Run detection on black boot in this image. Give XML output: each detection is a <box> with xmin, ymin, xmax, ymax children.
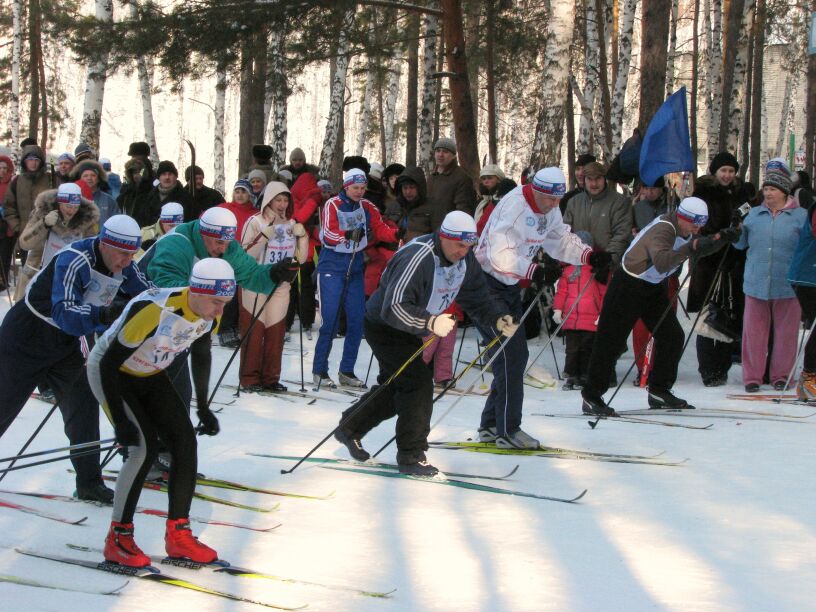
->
<box><xmin>581</xmin><ymin>393</ymin><xmax>617</xmax><ymax>416</ymax></box>
<box><xmin>75</xmin><ymin>482</ymin><xmax>115</xmax><ymax>505</ymax></box>
<box><xmin>334</xmin><ymin>428</ymin><xmax>370</xmax><ymax>461</ymax></box>
<box><xmin>398</xmin><ymin>460</ymin><xmax>439</xmax><ymax>477</ymax></box>
<box><xmin>647</xmin><ymin>387</ymin><xmax>694</xmax><ymax>409</ymax></box>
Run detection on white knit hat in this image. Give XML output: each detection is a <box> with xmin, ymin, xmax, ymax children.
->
<box><xmin>676</xmin><ymin>197</ymin><xmax>709</xmax><ymax>226</ymax></box>
<box><xmin>160</xmin><ymin>202</ymin><xmax>185</xmax><ymax>224</ymax></box>
<box><xmin>369</xmin><ymin>162</ymin><xmax>385</xmax><ymax>180</ymax></box>
<box><xmin>99</xmin><ymin>214</ymin><xmax>142</xmax><ymax>252</ymax></box>
<box><xmin>531</xmin><ymin>167</ymin><xmax>567</xmax><ymax>197</ymax></box>
<box><xmin>57</xmin><ymin>183</ymin><xmax>82</xmax><ymax>207</ymax></box>
<box><xmin>342</xmin><ymin>168</ymin><xmax>368</xmax><ymax>189</ymax></box>
<box><xmin>439</xmin><ymin>211</ymin><xmax>478</xmax><ymax>244</ymax></box>
<box><xmin>189</xmin><ymin>258</ymin><xmax>236</xmax><ymax>297</ymax></box>
<box><xmin>199</xmin><ymin>207</ymin><xmax>237</xmax><ymax>240</ymax></box>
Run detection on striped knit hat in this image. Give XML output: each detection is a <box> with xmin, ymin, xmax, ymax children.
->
<box><xmin>343</xmin><ymin>168</ymin><xmax>368</xmax><ymax>189</ymax></box>
<box><xmin>199</xmin><ymin>207</ymin><xmax>237</xmax><ymax>241</ymax></box>
<box><xmin>531</xmin><ymin>167</ymin><xmax>567</xmax><ymax>197</ymax></box>
<box><xmin>189</xmin><ymin>258</ymin><xmax>236</xmax><ymax>297</ymax></box>
<box><xmin>99</xmin><ymin>215</ymin><xmax>142</xmax><ymax>252</ymax></box>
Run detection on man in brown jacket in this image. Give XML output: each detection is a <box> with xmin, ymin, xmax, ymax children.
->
<box><xmin>427</xmin><ymin>138</ymin><xmax>477</xmax><ymax>229</ymax></box>
<box><xmin>4</xmin><ymin>144</ymin><xmax>52</xmax><ymax>238</ymax></box>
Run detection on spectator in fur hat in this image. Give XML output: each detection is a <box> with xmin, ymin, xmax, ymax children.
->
<box><xmin>475</xmin><ymin>163</ymin><xmax>506</xmax><ymax>226</ymax></box>
<box><xmin>382</xmin><ymin>163</ymin><xmax>405</xmax><ymax>210</ymax></box>
<box><xmin>184</xmin><ymin>165</ymin><xmax>225</xmax><ymax>218</ymax></box>
<box><xmin>71</xmin><ymin>160</ymin><xmax>118</xmax><ymax>225</ymax></box>
<box><xmin>247</xmin><ymin>144</ymin><xmax>281</xmax><ymax>184</ymax></box>
<box><xmin>281</xmin><ymin>147</ymin><xmax>319</xmax><ymax>183</ymax></box>
<box><xmin>141</xmin><ymin>160</ymin><xmax>193</xmax><ymax>225</ymax></box>
<box><xmin>118</xmin><ymin>158</ymin><xmax>154</xmax><ymax>226</ymax></box>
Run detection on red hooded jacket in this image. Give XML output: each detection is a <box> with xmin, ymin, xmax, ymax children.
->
<box><xmin>289</xmin><ymin>172</ymin><xmax>321</xmax><ymax>262</ymax></box>
<box><xmin>552</xmin><ymin>264</ymin><xmax>609</xmax><ymax>332</ymax></box>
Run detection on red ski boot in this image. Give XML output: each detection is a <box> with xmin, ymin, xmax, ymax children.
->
<box><xmin>103</xmin><ymin>521</ymin><xmax>151</xmax><ymax>568</ymax></box>
<box><xmin>165</xmin><ymin>518</ymin><xmax>218</xmax><ymax>563</ymax></box>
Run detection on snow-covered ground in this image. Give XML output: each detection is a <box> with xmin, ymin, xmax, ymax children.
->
<box><xmin>0</xmin><ymin>292</ymin><xmax>815</xmax><ymax>612</ymax></box>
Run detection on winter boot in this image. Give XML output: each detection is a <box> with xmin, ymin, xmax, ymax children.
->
<box><xmin>562</xmin><ymin>377</ymin><xmax>582</xmax><ymax>391</ymax></box>
<box><xmin>434</xmin><ymin>379</ymin><xmax>455</xmax><ymax>391</ymax></box>
<box><xmin>797</xmin><ymin>371</ymin><xmax>816</xmax><ymax>401</ymax></box>
<box><xmin>104</xmin><ymin>521</ymin><xmax>150</xmax><ymax>568</ymax></box>
<box><xmin>313</xmin><ymin>373</ymin><xmax>337</xmax><ymax>389</ymax></box>
<box><xmin>165</xmin><ymin>518</ymin><xmax>218</xmax><ymax>563</ymax></box>
<box><xmin>264</xmin><ymin>382</ymin><xmax>288</xmax><ymax>393</ymax></box>
<box><xmin>495</xmin><ymin>429</ymin><xmax>540</xmax><ymax>450</ymax></box>
<box><xmin>581</xmin><ymin>393</ymin><xmax>617</xmax><ymax>417</ymax></box>
<box><xmin>334</xmin><ymin>428</ymin><xmax>370</xmax><ymax>461</ymax></box>
<box><xmin>398</xmin><ymin>460</ymin><xmax>439</xmax><ymax>477</ymax></box>
<box><xmin>305</xmin><ymin>327</ymin><xmax>313</xmax><ymax>341</ymax></box>
<box><xmin>477</xmin><ymin>426</ymin><xmax>497</xmax><ymax>442</ymax></box>
<box><xmin>338</xmin><ymin>371</ymin><xmax>367</xmax><ymax>388</ymax></box>
<box><xmin>75</xmin><ymin>482</ymin><xmax>115</xmax><ymax>505</ymax></box>
<box><xmin>647</xmin><ymin>387</ymin><xmax>694</xmax><ymax>410</ymax></box>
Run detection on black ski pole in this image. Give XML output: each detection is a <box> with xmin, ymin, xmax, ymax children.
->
<box><xmin>315</xmin><ymin>240</ymin><xmax>360</xmax><ymax>392</ymax></box>
<box><xmin>0</xmin><ymin>445</ymin><xmax>117</xmax><ymax>475</ymax></box>
<box><xmin>281</xmin><ymin>335</ymin><xmax>437</xmax><ymax>475</ymax></box>
<box><xmin>363</xmin><ymin>352</ymin><xmax>375</xmax><ymax>388</ymax></box>
<box><xmin>373</xmin><ymin>283</ymin><xmax>551</xmax><ymax>458</ymax></box>
<box><xmin>297</xmin><ymin>267</ymin><xmax>306</xmax><ymax>392</ymax></box>
<box><xmin>589</xmin><ymin>267</ymin><xmax>695</xmax><ymax>429</ymax></box>
<box><xmin>0</xmin><ymin>437</ymin><xmax>115</xmax><ymax>464</ymax></box>
<box><xmin>538</xmin><ymin>299</ymin><xmax>562</xmax><ymax>380</ymax></box>
<box><xmin>0</xmin><ymin>403</ymin><xmax>59</xmax><ymax>483</ymax></box>
<box><xmin>450</xmin><ymin>324</ymin><xmax>468</xmax><ymax>379</ymax></box>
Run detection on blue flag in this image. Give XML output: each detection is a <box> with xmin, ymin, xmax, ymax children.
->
<box><xmin>639</xmin><ymin>87</ymin><xmax>695</xmax><ymax>187</ymax></box>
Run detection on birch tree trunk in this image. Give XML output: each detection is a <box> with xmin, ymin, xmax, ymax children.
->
<box><xmin>319</xmin><ymin>8</ymin><xmax>355</xmax><ymax>179</ymax></box>
<box><xmin>595</xmin><ymin>0</ymin><xmax>613</xmax><ymax>158</ymax></box>
<box><xmin>748</xmin><ymin>0</ymin><xmax>765</xmax><ymax>183</ymax></box>
<box><xmin>717</xmin><ymin>0</ymin><xmax>747</xmax><ymax>150</ymax></box>
<box><xmin>418</xmin><ymin>3</ymin><xmax>440</xmax><ymax>174</ymax></box>
<box><xmin>774</xmin><ymin>73</ymin><xmax>794</xmax><ymax>157</ymax></box>
<box><xmin>691</xmin><ymin>0</ymin><xmax>700</xmax><ymax>166</ymax></box>
<box><xmin>80</xmin><ymin>0</ymin><xmax>113</xmax><ymax>150</ymax></box>
<box><xmin>610</xmin><ymin>0</ymin><xmax>636</xmax><ymax>153</ymax></box>
<box><xmin>213</xmin><ymin>63</ymin><xmax>227</xmax><ymax>195</ymax></box>
<box><xmin>383</xmin><ymin>45</ymin><xmax>403</xmax><ymax>164</ymax></box>
<box><xmin>129</xmin><ymin>2</ymin><xmax>159</xmax><ymax>162</ymax></box>
<box><xmin>724</xmin><ymin>2</ymin><xmax>754</xmax><ymax>154</ymax></box>
<box><xmin>9</xmin><ymin>0</ymin><xmax>22</xmax><ymax>156</ymax></box>
<box><xmin>577</xmin><ymin>0</ymin><xmax>600</xmax><ymax>153</ymax></box>
<box><xmin>665</xmin><ymin>0</ymin><xmax>679</xmax><ymax>97</ymax></box>
<box><xmin>356</xmin><ymin>59</ymin><xmax>376</xmax><ymax>156</ymax></box>
<box><xmin>265</xmin><ymin>28</ymin><xmax>288</xmax><ymax>170</ymax></box>
<box><xmin>530</xmin><ymin>0</ymin><xmax>575</xmax><ymax>168</ymax></box>
<box><xmin>706</xmin><ymin>0</ymin><xmax>723</xmax><ymax>157</ymax></box>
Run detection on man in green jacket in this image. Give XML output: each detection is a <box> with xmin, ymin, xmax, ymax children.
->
<box><xmin>145</xmin><ymin>206</ymin><xmax>298</xmax><ymax>413</ymax></box>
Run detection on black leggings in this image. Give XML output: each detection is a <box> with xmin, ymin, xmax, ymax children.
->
<box><xmin>795</xmin><ymin>285</ymin><xmax>816</xmax><ymax>372</ymax></box>
<box><xmin>111</xmin><ymin>372</ymin><xmax>197</xmax><ymax>523</ymax></box>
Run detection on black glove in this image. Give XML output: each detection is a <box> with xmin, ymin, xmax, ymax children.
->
<box><xmin>691</xmin><ymin>235</ymin><xmax>726</xmax><ymax>258</ymax></box>
<box><xmin>588</xmin><ymin>249</ymin><xmax>613</xmax><ymax>269</ymax></box>
<box><xmin>99</xmin><ymin>301</ymin><xmax>126</xmax><ymax>326</ymax></box>
<box><xmin>344</xmin><ymin>227</ymin><xmax>364</xmax><ymax>243</ymax></box>
<box><xmin>718</xmin><ymin>226</ymin><xmax>742</xmax><ymax>243</ymax></box>
<box><xmin>593</xmin><ymin>266</ymin><xmax>610</xmax><ymax>285</ymax></box>
<box><xmin>381</xmin><ymin>241</ymin><xmax>399</xmax><ymax>251</ymax></box>
<box><xmin>196</xmin><ymin>406</ymin><xmax>220</xmax><ymax>436</ymax></box>
<box><xmin>269</xmin><ymin>257</ymin><xmax>299</xmax><ymax>284</ymax></box>
<box><xmin>114</xmin><ymin>420</ymin><xmax>140</xmax><ymax>447</ymax></box>
<box><xmin>396</xmin><ymin>226</ymin><xmax>407</xmax><ymax>241</ymax></box>
<box><xmin>533</xmin><ymin>262</ymin><xmax>562</xmax><ymax>286</ymax></box>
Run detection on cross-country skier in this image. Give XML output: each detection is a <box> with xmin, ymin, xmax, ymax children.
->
<box><xmin>0</xmin><ymin>215</ymin><xmax>151</xmax><ymax>501</ymax></box>
<box><xmin>335</xmin><ymin>211</ymin><xmax>515</xmax><ymax>475</ymax></box>
<box><xmin>88</xmin><ymin>258</ymin><xmax>236</xmax><ymax>567</ymax></box>
<box><xmin>580</xmin><ymin>196</ymin><xmax>738</xmax><ymax>415</ymax></box>
<box><xmin>312</xmin><ymin>168</ymin><xmax>398</xmax><ymax>389</ymax></box>
<box><xmin>474</xmin><ymin>167</ymin><xmax>609</xmax><ymax>449</ymax></box>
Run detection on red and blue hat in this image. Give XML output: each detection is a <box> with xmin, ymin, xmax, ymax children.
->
<box><xmin>439</xmin><ymin>211</ymin><xmax>478</xmax><ymax>245</ymax></box>
<box><xmin>189</xmin><ymin>258</ymin><xmax>236</xmax><ymax>297</ymax></box>
<box><xmin>342</xmin><ymin>168</ymin><xmax>368</xmax><ymax>189</ymax></box>
<box><xmin>99</xmin><ymin>214</ymin><xmax>142</xmax><ymax>252</ymax></box>
<box><xmin>676</xmin><ymin>197</ymin><xmax>709</xmax><ymax>226</ymax></box>
<box><xmin>57</xmin><ymin>183</ymin><xmax>82</xmax><ymax>207</ymax></box>
<box><xmin>199</xmin><ymin>207</ymin><xmax>237</xmax><ymax>241</ymax></box>
<box><xmin>531</xmin><ymin>167</ymin><xmax>567</xmax><ymax>197</ymax></box>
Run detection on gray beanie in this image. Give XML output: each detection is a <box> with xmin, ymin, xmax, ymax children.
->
<box><xmin>762</xmin><ymin>170</ymin><xmax>792</xmax><ymax>196</ymax></box>
<box><xmin>434</xmin><ymin>137</ymin><xmax>457</xmax><ymax>154</ymax></box>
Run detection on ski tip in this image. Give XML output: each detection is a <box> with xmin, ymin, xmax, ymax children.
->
<box><xmin>570</xmin><ymin>489</ymin><xmax>589</xmax><ymax>503</ymax></box>
<box><xmin>73</xmin><ymin>516</ymin><xmax>89</xmax><ymax>525</ymax></box>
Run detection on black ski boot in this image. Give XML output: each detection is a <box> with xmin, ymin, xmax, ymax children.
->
<box><xmin>75</xmin><ymin>482</ymin><xmax>115</xmax><ymax>505</ymax></box>
<box><xmin>581</xmin><ymin>393</ymin><xmax>617</xmax><ymax>416</ymax></box>
<box><xmin>334</xmin><ymin>428</ymin><xmax>370</xmax><ymax>461</ymax></box>
<box><xmin>647</xmin><ymin>387</ymin><xmax>695</xmax><ymax>410</ymax></box>
<box><xmin>398</xmin><ymin>460</ymin><xmax>439</xmax><ymax>477</ymax></box>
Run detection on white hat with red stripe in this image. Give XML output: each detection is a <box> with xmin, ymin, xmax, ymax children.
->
<box><xmin>99</xmin><ymin>214</ymin><xmax>141</xmax><ymax>252</ymax></box>
<box><xmin>439</xmin><ymin>211</ymin><xmax>478</xmax><ymax>244</ymax></box>
<box><xmin>199</xmin><ymin>207</ymin><xmax>237</xmax><ymax>240</ymax></box>
<box><xmin>189</xmin><ymin>258</ymin><xmax>236</xmax><ymax>297</ymax></box>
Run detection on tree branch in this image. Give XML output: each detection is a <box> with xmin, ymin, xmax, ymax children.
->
<box><xmin>357</xmin><ymin>0</ymin><xmax>444</xmax><ymax>16</ymax></box>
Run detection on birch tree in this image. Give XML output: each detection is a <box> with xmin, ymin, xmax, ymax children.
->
<box><xmin>724</xmin><ymin>2</ymin><xmax>754</xmax><ymax>154</ymax></box>
<box><xmin>9</xmin><ymin>0</ymin><xmax>23</xmax><ymax>155</ymax></box>
<box><xmin>418</xmin><ymin>3</ymin><xmax>440</xmax><ymax>173</ymax></box>
<box><xmin>80</xmin><ymin>0</ymin><xmax>113</xmax><ymax>150</ymax></box>
<box><xmin>265</xmin><ymin>28</ymin><xmax>288</xmax><ymax>170</ymax></box>
<box><xmin>706</xmin><ymin>0</ymin><xmax>723</xmax><ymax>157</ymax></box>
<box><xmin>665</xmin><ymin>0</ymin><xmax>679</xmax><ymax>97</ymax></box>
<box><xmin>610</xmin><ymin>0</ymin><xmax>636</xmax><ymax>153</ymax></box>
<box><xmin>355</xmin><ymin>59</ymin><xmax>376</xmax><ymax>156</ymax></box>
<box><xmin>213</xmin><ymin>63</ymin><xmax>227</xmax><ymax>195</ymax></box>
<box><xmin>577</xmin><ymin>0</ymin><xmax>600</xmax><ymax>153</ymax></box>
<box><xmin>774</xmin><ymin>72</ymin><xmax>794</xmax><ymax>157</ymax></box>
<box><xmin>129</xmin><ymin>1</ymin><xmax>159</xmax><ymax>162</ymax></box>
<box><xmin>718</xmin><ymin>0</ymin><xmax>747</xmax><ymax>150</ymax></box>
<box><xmin>319</xmin><ymin>8</ymin><xmax>355</xmax><ymax>179</ymax></box>
<box><xmin>530</xmin><ymin>0</ymin><xmax>575</xmax><ymax>167</ymax></box>
<box><xmin>383</xmin><ymin>44</ymin><xmax>403</xmax><ymax>164</ymax></box>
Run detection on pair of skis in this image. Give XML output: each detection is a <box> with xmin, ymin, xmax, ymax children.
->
<box><xmin>251</xmin><ymin>453</ymin><xmax>586</xmax><ymax>504</ymax></box>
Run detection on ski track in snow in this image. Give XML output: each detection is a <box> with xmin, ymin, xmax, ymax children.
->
<box><xmin>0</xmin><ymin>291</ymin><xmax>815</xmax><ymax>612</ymax></box>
